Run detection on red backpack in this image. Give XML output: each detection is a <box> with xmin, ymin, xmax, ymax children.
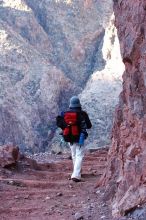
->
<box><xmin>63</xmin><ymin>111</ymin><xmax>80</xmax><ymax>143</ymax></box>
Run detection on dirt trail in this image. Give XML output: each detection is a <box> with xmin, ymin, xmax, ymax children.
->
<box><xmin>0</xmin><ymin>148</ymin><xmax>114</xmax><ymax>220</ymax></box>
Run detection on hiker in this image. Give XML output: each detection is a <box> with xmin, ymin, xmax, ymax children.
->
<box><xmin>56</xmin><ymin>96</ymin><xmax>92</xmax><ymax>182</ymax></box>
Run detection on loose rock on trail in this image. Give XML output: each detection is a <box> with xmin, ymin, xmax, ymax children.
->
<box><xmin>0</xmin><ymin>148</ymin><xmax>114</xmax><ymax>220</ymax></box>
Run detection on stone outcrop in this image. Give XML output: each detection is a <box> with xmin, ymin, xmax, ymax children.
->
<box><xmin>0</xmin><ymin>144</ymin><xmax>19</xmax><ymax>167</ymax></box>
<box><xmin>101</xmin><ymin>0</ymin><xmax>146</xmax><ymax>217</ymax></box>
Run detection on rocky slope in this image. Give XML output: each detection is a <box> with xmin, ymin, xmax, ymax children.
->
<box><xmin>101</xmin><ymin>0</ymin><xmax>146</xmax><ymax>218</ymax></box>
<box><xmin>0</xmin><ymin>0</ymin><xmax>124</xmax><ymax>152</ymax></box>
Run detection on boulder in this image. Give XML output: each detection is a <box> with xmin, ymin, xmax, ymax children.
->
<box><xmin>0</xmin><ymin>144</ymin><xmax>19</xmax><ymax>167</ymax></box>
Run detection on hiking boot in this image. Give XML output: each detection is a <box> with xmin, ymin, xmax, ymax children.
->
<box><xmin>71</xmin><ymin>177</ymin><xmax>81</xmax><ymax>182</ymax></box>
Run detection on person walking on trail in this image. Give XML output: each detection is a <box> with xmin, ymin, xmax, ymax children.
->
<box><xmin>56</xmin><ymin>96</ymin><xmax>92</xmax><ymax>182</ymax></box>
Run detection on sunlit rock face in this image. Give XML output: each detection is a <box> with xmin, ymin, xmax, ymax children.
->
<box><xmin>0</xmin><ymin>0</ymin><xmax>52</xmax><ymax>55</ymax></box>
<box><xmin>0</xmin><ymin>0</ymin><xmax>123</xmax><ymax>152</ymax></box>
<box><xmin>80</xmin><ymin>15</ymin><xmax>124</xmax><ymax>148</ymax></box>
<box><xmin>102</xmin><ymin>0</ymin><xmax>146</xmax><ymax>217</ymax></box>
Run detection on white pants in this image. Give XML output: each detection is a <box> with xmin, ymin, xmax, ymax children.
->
<box><xmin>70</xmin><ymin>143</ymin><xmax>85</xmax><ymax>180</ymax></box>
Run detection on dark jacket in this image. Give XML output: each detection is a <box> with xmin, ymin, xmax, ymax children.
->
<box><xmin>80</xmin><ymin>110</ymin><xmax>92</xmax><ymax>129</ymax></box>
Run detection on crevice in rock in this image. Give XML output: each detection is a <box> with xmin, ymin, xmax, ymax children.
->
<box><xmin>24</xmin><ymin>0</ymin><xmax>106</xmax><ymax>87</ymax></box>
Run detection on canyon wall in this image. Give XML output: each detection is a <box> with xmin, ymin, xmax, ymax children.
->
<box><xmin>0</xmin><ymin>0</ymin><xmax>76</xmax><ymax>152</ymax></box>
<box><xmin>0</xmin><ymin>0</ymin><xmax>123</xmax><ymax>152</ymax></box>
<box><xmin>102</xmin><ymin>0</ymin><xmax>146</xmax><ymax>217</ymax></box>
<box><xmin>24</xmin><ymin>0</ymin><xmax>112</xmax><ymax>86</ymax></box>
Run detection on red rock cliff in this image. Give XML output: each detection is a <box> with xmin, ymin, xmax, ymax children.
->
<box><xmin>102</xmin><ymin>0</ymin><xmax>146</xmax><ymax>217</ymax></box>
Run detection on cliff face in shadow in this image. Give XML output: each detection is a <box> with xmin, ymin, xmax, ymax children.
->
<box><xmin>102</xmin><ymin>0</ymin><xmax>146</xmax><ymax>218</ymax></box>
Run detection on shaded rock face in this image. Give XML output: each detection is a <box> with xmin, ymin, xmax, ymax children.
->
<box><xmin>102</xmin><ymin>0</ymin><xmax>146</xmax><ymax>217</ymax></box>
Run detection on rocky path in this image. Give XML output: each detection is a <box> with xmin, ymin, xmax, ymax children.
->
<box><xmin>0</xmin><ymin>148</ymin><xmax>114</xmax><ymax>220</ymax></box>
